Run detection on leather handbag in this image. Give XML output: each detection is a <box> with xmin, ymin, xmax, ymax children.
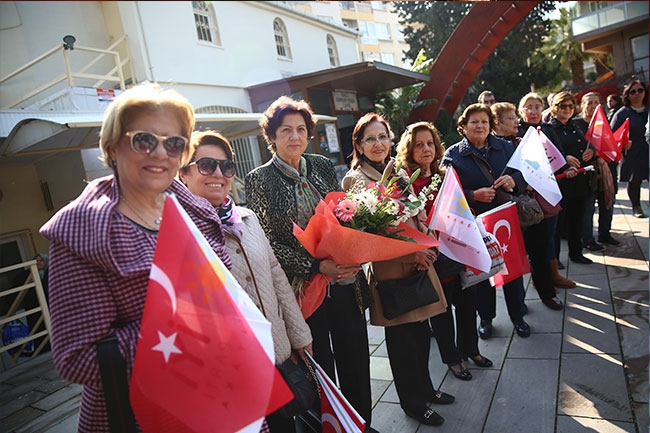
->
<box><xmin>276</xmin><ymin>354</ymin><xmax>320</xmax><ymax>418</ymax></box>
<box><xmin>375</xmin><ymin>270</ymin><xmax>440</xmax><ymax>320</ymax></box>
<box><xmin>531</xmin><ymin>190</ymin><xmax>562</xmax><ymax>218</ymax></box>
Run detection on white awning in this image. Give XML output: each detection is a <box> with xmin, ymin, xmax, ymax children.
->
<box><xmin>0</xmin><ymin>110</ymin><xmax>337</xmax><ymax>166</ymax></box>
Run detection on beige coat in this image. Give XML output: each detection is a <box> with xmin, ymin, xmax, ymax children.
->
<box><xmin>225</xmin><ymin>206</ymin><xmax>313</xmax><ymax>364</ymax></box>
<box><xmin>342</xmin><ymin>161</ymin><xmax>448</xmax><ymax>327</ymax></box>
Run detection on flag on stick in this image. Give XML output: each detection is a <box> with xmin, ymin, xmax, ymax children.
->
<box><xmin>507</xmin><ymin>126</ymin><xmax>562</xmax><ymax>206</ymax></box>
<box><xmin>538</xmin><ymin>128</ymin><xmax>567</xmax><ymax>172</ymax></box>
<box><xmin>130</xmin><ymin>194</ymin><xmax>293</xmax><ymax>433</ymax></box>
<box><xmin>612</xmin><ymin>118</ymin><xmax>629</xmax><ymax>162</ymax></box>
<box><xmin>306</xmin><ymin>352</ymin><xmax>366</xmax><ymax>433</ymax></box>
<box><xmin>428</xmin><ymin>167</ymin><xmax>491</xmax><ymax>273</ymax></box>
<box><xmin>477</xmin><ymin>202</ymin><xmax>530</xmax><ymax>287</ymax></box>
<box><xmin>585</xmin><ymin>105</ymin><xmax>620</xmax><ymax>162</ymax></box>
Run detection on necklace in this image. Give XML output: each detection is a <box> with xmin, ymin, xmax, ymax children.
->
<box><xmin>120</xmin><ymin>195</ymin><xmax>163</xmax><ymax>229</ymax></box>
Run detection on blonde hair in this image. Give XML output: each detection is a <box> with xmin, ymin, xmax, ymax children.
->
<box><xmin>99</xmin><ymin>82</ymin><xmax>195</xmax><ymax>171</ymax></box>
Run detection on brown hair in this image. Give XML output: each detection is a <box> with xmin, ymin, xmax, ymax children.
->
<box><xmin>179</xmin><ymin>129</ymin><xmax>234</xmax><ymax>175</ymax></box>
<box><xmin>259</xmin><ymin>95</ymin><xmax>315</xmax><ymax>153</ymax></box>
<box><xmin>457</xmin><ymin>103</ymin><xmax>496</xmax><ymax>136</ymax></box>
<box><xmin>550</xmin><ymin>91</ymin><xmax>576</xmax><ymax>117</ymax></box>
<box><xmin>490</xmin><ymin>102</ymin><xmax>518</xmax><ymax>129</ymax></box>
<box><xmin>349</xmin><ymin>112</ymin><xmax>393</xmax><ymax>169</ymax></box>
<box><xmin>99</xmin><ymin>82</ymin><xmax>195</xmax><ymax>171</ymax></box>
<box><xmin>395</xmin><ymin>122</ymin><xmax>445</xmax><ymax>176</ymax></box>
<box><xmin>622</xmin><ymin>80</ymin><xmax>648</xmax><ymax>107</ymax></box>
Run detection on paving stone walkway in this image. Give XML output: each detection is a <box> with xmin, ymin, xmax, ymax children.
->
<box><xmin>1</xmin><ymin>183</ymin><xmax>647</xmax><ymax>433</ymax></box>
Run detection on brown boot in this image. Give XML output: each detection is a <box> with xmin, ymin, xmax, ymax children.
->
<box><xmin>550</xmin><ymin>258</ymin><xmax>576</xmax><ymax>288</ymax></box>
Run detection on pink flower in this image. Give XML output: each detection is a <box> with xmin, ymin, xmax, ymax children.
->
<box><xmin>335</xmin><ymin>199</ymin><xmax>357</xmax><ymax>222</ymax></box>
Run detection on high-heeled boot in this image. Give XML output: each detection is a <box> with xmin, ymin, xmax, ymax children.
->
<box><xmin>550</xmin><ymin>258</ymin><xmax>576</xmax><ymax>288</ymax></box>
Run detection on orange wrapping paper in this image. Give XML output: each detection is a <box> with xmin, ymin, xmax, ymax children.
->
<box><xmin>293</xmin><ymin>192</ymin><xmax>439</xmax><ymax>318</ymax></box>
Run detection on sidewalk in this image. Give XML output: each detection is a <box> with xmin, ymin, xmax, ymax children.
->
<box><xmin>368</xmin><ymin>182</ymin><xmax>648</xmax><ymax>433</ymax></box>
<box><xmin>0</xmin><ymin>183</ymin><xmax>647</xmax><ymax>433</ymax></box>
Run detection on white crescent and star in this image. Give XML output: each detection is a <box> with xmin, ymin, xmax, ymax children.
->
<box><xmin>492</xmin><ymin>219</ymin><xmax>511</xmax><ymax>253</ymax></box>
<box><xmin>322</xmin><ymin>413</ymin><xmax>343</xmax><ymax>433</ymax></box>
<box><xmin>152</xmin><ymin>331</ymin><xmax>182</xmax><ymax>363</ymax></box>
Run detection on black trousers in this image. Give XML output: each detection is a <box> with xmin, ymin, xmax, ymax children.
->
<box><xmin>476</xmin><ymin>276</ymin><xmax>525</xmax><ymax>324</ymax></box>
<box><xmin>385</xmin><ymin>320</ymin><xmax>436</xmax><ymax>413</ymax></box>
<box><xmin>306</xmin><ymin>282</ymin><xmax>372</xmax><ymax>425</ymax></box>
<box><xmin>430</xmin><ymin>277</ymin><xmax>479</xmax><ymax>364</ymax></box>
<box><xmin>523</xmin><ymin>219</ymin><xmax>556</xmax><ymax>301</ymax></box>
<box><xmin>556</xmin><ymin>195</ymin><xmax>587</xmax><ymax>259</ymax></box>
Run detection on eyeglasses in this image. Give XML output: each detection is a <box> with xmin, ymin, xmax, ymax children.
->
<box><xmin>629</xmin><ymin>88</ymin><xmax>645</xmax><ymax>95</ymax></box>
<box><xmin>362</xmin><ymin>134</ymin><xmax>391</xmax><ymax>146</ymax></box>
<box><xmin>189</xmin><ymin>157</ymin><xmax>236</xmax><ymax>178</ymax></box>
<box><xmin>556</xmin><ymin>103</ymin><xmax>575</xmax><ymax>110</ymax></box>
<box><xmin>524</xmin><ymin>105</ymin><xmax>542</xmax><ymax>112</ymax></box>
<box><xmin>500</xmin><ymin>116</ymin><xmax>518</xmax><ymax>122</ymax></box>
<box><xmin>125</xmin><ymin>131</ymin><xmax>187</xmax><ymax>158</ymax></box>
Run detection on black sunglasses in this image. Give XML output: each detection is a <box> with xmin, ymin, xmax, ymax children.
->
<box><xmin>189</xmin><ymin>157</ymin><xmax>236</xmax><ymax>178</ymax></box>
<box><xmin>125</xmin><ymin>131</ymin><xmax>187</xmax><ymax>158</ymax></box>
<box><xmin>629</xmin><ymin>88</ymin><xmax>645</xmax><ymax>95</ymax></box>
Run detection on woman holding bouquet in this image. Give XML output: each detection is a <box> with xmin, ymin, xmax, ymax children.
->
<box><xmin>440</xmin><ymin>103</ymin><xmax>530</xmax><ymax>340</ymax></box>
<box><xmin>343</xmin><ymin>113</ymin><xmax>455</xmax><ymax>426</ymax></box>
<box><xmin>245</xmin><ymin>96</ymin><xmax>379</xmax><ymax>432</ymax></box>
<box><xmin>396</xmin><ymin>121</ymin><xmax>492</xmax><ymax>382</ymax></box>
<box><xmin>180</xmin><ymin>130</ymin><xmax>313</xmax><ymax>432</ymax></box>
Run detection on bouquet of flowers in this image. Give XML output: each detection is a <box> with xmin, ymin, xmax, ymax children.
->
<box><xmin>334</xmin><ymin>160</ymin><xmax>441</xmax><ymax>242</ymax></box>
<box><xmin>292</xmin><ymin>160</ymin><xmax>441</xmax><ymax>318</ymax></box>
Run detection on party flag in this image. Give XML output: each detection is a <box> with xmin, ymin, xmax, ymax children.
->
<box><xmin>538</xmin><ymin>128</ymin><xmax>567</xmax><ymax>172</ymax></box>
<box><xmin>507</xmin><ymin>126</ymin><xmax>562</xmax><ymax>206</ymax></box>
<box><xmin>478</xmin><ymin>202</ymin><xmax>530</xmax><ymax>287</ymax></box>
<box><xmin>130</xmin><ymin>194</ymin><xmax>293</xmax><ymax>433</ymax></box>
<box><xmin>585</xmin><ymin>105</ymin><xmax>619</xmax><ymax>162</ymax></box>
<box><xmin>428</xmin><ymin>167</ymin><xmax>491</xmax><ymax>273</ymax></box>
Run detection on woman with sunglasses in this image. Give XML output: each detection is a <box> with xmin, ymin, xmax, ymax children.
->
<box><xmin>544</xmin><ymin>91</ymin><xmax>596</xmax><ymax>266</ymax></box>
<box><xmin>610</xmin><ymin>80</ymin><xmax>649</xmax><ymax>218</ymax></box>
<box><xmin>180</xmin><ymin>130</ymin><xmax>313</xmax><ymax>433</ymax></box>
<box><xmin>245</xmin><ymin>96</ymin><xmax>379</xmax><ymax>433</ymax></box>
<box><xmin>39</xmin><ymin>82</ymin><xmax>233</xmax><ymax>432</ymax></box>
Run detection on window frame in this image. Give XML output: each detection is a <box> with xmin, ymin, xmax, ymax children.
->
<box><xmin>273</xmin><ymin>18</ymin><xmax>292</xmax><ymax>60</ymax></box>
<box><xmin>327</xmin><ymin>34</ymin><xmax>340</xmax><ymax>67</ymax></box>
<box><xmin>192</xmin><ymin>1</ymin><xmax>222</xmax><ymax>46</ymax></box>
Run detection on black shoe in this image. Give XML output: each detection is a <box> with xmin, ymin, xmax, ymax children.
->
<box><xmin>557</xmin><ymin>260</ymin><xmax>565</xmax><ymax>270</ymax></box>
<box><xmin>633</xmin><ymin>206</ymin><xmax>647</xmax><ymax>218</ymax></box>
<box><xmin>570</xmin><ymin>255</ymin><xmax>593</xmax><ymax>264</ymax></box>
<box><xmin>583</xmin><ymin>240</ymin><xmax>604</xmax><ymax>251</ymax></box>
<box><xmin>542</xmin><ymin>296</ymin><xmax>564</xmax><ymax>310</ymax></box>
<box><xmin>598</xmin><ymin>235</ymin><xmax>621</xmax><ymax>246</ymax></box>
<box><xmin>428</xmin><ymin>390</ymin><xmax>455</xmax><ymax>405</ymax></box>
<box><xmin>514</xmin><ymin>320</ymin><xmax>531</xmax><ymax>337</ymax></box>
<box><xmin>478</xmin><ymin>320</ymin><xmax>492</xmax><ymax>339</ymax></box>
<box><xmin>448</xmin><ymin>364</ymin><xmax>472</xmax><ymax>380</ymax></box>
<box><xmin>464</xmin><ymin>354</ymin><xmax>493</xmax><ymax>368</ymax></box>
<box><xmin>404</xmin><ymin>407</ymin><xmax>444</xmax><ymax>426</ymax></box>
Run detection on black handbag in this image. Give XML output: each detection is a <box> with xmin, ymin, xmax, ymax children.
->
<box><xmin>276</xmin><ymin>354</ymin><xmax>320</xmax><ymax>418</ymax></box>
<box><xmin>375</xmin><ymin>270</ymin><xmax>439</xmax><ymax>320</ymax></box>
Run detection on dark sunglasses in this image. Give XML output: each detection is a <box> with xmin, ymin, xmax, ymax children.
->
<box><xmin>556</xmin><ymin>103</ymin><xmax>575</xmax><ymax>110</ymax></box>
<box><xmin>125</xmin><ymin>131</ymin><xmax>187</xmax><ymax>158</ymax></box>
<box><xmin>629</xmin><ymin>88</ymin><xmax>645</xmax><ymax>95</ymax></box>
<box><xmin>189</xmin><ymin>157</ymin><xmax>236</xmax><ymax>178</ymax></box>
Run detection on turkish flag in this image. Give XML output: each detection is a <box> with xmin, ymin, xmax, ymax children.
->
<box><xmin>613</xmin><ymin>118</ymin><xmax>629</xmax><ymax>162</ymax></box>
<box><xmin>585</xmin><ymin>105</ymin><xmax>619</xmax><ymax>162</ymax></box>
<box><xmin>477</xmin><ymin>202</ymin><xmax>530</xmax><ymax>287</ymax></box>
<box><xmin>307</xmin><ymin>353</ymin><xmax>365</xmax><ymax>433</ymax></box>
<box><xmin>130</xmin><ymin>195</ymin><xmax>293</xmax><ymax>433</ymax></box>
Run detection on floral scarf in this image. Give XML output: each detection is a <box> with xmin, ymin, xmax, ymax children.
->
<box><xmin>217</xmin><ymin>195</ymin><xmax>244</xmax><ymax>239</ymax></box>
<box><xmin>272</xmin><ymin>153</ymin><xmax>322</xmax><ymax>228</ymax></box>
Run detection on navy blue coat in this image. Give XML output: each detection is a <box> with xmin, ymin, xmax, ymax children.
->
<box><xmin>611</xmin><ymin>105</ymin><xmax>649</xmax><ymax>182</ymax></box>
<box><xmin>441</xmin><ymin>135</ymin><xmax>525</xmax><ymax>216</ymax></box>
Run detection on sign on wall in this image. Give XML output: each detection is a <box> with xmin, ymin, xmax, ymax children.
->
<box><xmin>324</xmin><ymin>123</ymin><xmax>340</xmax><ymax>152</ymax></box>
<box><xmin>333</xmin><ymin>91</ymin><xmax>359</xmax><ymax>112</ymax></box>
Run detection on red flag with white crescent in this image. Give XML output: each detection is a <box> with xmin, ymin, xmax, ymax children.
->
<box><xmin>130</xmin><ymin>195</ymin><xmax>293</xmax><ymax>433</ymax></box>
<box><xmin>478</xmin><ymin>202</ymin><xmax>530</xmax><ymax>287</ymax></box>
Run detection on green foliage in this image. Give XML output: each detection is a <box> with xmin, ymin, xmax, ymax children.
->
<box><xmin>374</xmin><ymin>49</ymin><xmax>434</xmax><ymax>137</ymax></box>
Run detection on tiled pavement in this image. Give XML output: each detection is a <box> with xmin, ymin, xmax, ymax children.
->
<box><xmin>1</xmin><ymin>183</ymin><xmax>648</xmax><ymax>433</ymax></box>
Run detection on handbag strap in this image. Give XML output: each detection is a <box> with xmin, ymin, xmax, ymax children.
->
<box><xmin>227</xmin><ymin>232</ymin><xmax>267</xmax><ymax>318</ymax></box>
<box><xmin>96</xmin><ymin>335</ymin><xmax>138</xmax><ymax>433</ymax></box>
<box><xmin>471</xmin><ymin>152</ymin><xmax>497</xmax><ymax>183</ymax></box>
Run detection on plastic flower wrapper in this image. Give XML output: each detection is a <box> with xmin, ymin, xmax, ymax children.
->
<box><xmin>292</xmin><ymin>161</ymin><xmax>440</xmax><ymax>318</ymax></box>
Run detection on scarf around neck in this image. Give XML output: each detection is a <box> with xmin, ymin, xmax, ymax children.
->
<box><xmin>272</xmin><ymin>154</ymin><xmax>322</xmax><ymax>229</ymax></box>
<box><xmin>217</xmin><ymin>195</ymin><xmax>244</xmax><ymax>239</ymax></box>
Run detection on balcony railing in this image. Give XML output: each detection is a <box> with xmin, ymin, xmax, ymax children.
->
<box><xmin>572</xmin><ymin>2</ymin><xmax>649</xmax><ymax>37</ymax></box>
